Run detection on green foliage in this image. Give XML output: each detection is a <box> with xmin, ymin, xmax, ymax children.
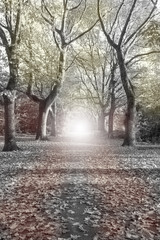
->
<box><xmin>16</xmin><ymin>96</ymin><xmax>39</xmax><ymax>134</ymax></box>
<box><xmin>0</xmin><ymin>48</ymin><xmax>8</xmax><ymax>87</ymax></box>
<box><xmin>137</xmin><ymin>108</ymin><xmax>160</xmax><ymax>143</ymax></box>
<box><xmin>136</xmin><ymin>69</ymin><xmax>160</xmax><ymax>112</ymax></box>
<box><xmin>18</xmin><ymin>5</ymin><xmax>59</xmax><ymax>96</ymax></box>
<box><xmin>142</xmin><ymin>20</ymin><xmax>160</xmax><ymax>47</ymax></box>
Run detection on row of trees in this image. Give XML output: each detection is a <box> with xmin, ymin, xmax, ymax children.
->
<box><xmin>0</xmin><ymin>0</ymin><xmax>159</xmax><ymax>151</ymax></box>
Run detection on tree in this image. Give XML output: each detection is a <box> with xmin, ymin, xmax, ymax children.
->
<box><xmin>73</xmin><ymin>30</ymin><xmax>124</xmax><ymax>136</ymax></box>
<box><xmin>36</xmin><ymin>0</ymin><xmax>99</xmax><ymax>139</ymax></box>
<box><xmin>97</xmin><ymin>0</ymin><xmax>157</xmax><ymax>146</ymax></box>
<box><xmin>75</xmin><ymin>38</ymin><xmax>110</xmax><ymax>132</ymax></box>
<box><xmin>0</xmin><ymin>0</ymin><xmax>28</xmax><ymax>151</ymax></box>
<box><xmin>16</xmin><ymin>5</ymin><xmax>60</xmax><ymax>140</ymax></box>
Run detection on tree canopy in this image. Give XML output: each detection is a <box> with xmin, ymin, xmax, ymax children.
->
<box><xmin>0</xmin><ymin>0</ymin><xmax>160</xmax><ymax>149</ymax></box>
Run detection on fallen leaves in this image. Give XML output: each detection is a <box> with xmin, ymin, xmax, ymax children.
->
<box><xmin>0</xmin><ymin>139</ymin><xmax>160</xmax><ymax>239</ymax></box>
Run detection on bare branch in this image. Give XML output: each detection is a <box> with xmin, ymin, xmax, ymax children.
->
<box><xmin>41</xmin><ymin>13</ymin><xmax>53</xmax><ymax>25</ymax></box>
<box><xmin>41</xmin><ymin>0</ymin><xmax>54</xmax><ymax>20</ymax></box>
<box><xmin>66</xmin><ymin>0</ymin><xmax>87</xmax><ymax>38</ymax></box>
<box><xmin>67</xmin><ymin>19</ymin><xmax>99</xmax><ymax>45</ymax></box>
<box><xmin>118</xmin><ymin>0</ymin><xmax>138</xmax><ymax>46</ymax></box>
<box><xmin>124</xmin><ymin>4</ymin><xmax>156</xmax><ymax>46</ymax></box>
<box><xmin>14</xmin><ymin>0</ymin><xmax>22</xmax><ymax>44</ymax></box>
<box><xmin>78</xmin><ymin>69</ymin><xmax>99</xmax><ymax>106</ymax></box>
<box><xmin>0</xmin><ymin>27</ymin><xmax>9</xmax><ymax>47</ymax></box>
<box><xmin>109</xmin><ymin>0</ymin><xmax>125</xmax><ymax>34</ymax></box>
<box><xmin>77</xmin><ymin>59</ymin><xmax>101</xmax><ymax>104</ymax></box>
<box><xmin>97</xmin><ymin>0</ymin><xmax>117</xmax><ymax>48</ymax></box>
<box><xmin>126</xmin><ymin>50</ymin><xmax>160</xmax><ymax>65</ymax></box>
<box><xmin>61</xmin><ymin>0</ymin><xmax>68</xmax><ymax>32</ymax></box>
<box><xmin>65</xmin><ymin>50</ymin><xmax>79</xmax><ymax>71</ymax></box>
<box><xmin>4</xmin><ymin>1</ymin><xmax>12</xmax><ymax>31</ymax></box>
<box><xmin>68</xmin><ymin>0</ymin><xmax>84</xmax><ymax>11</ymax></box>
<box><xmin>27</xmin><ymin>93</ymin><xmax>42</xmax><ymax>103</ymax></box>
<box><xmin>52</xmin><ymin>31</ymin><xmax>61</xmax><ymax>50</ymax></box>
<box><xmin>150</xmin><ymin>0</ymin><xmax>158</xmax><ymax>6</ymax></box>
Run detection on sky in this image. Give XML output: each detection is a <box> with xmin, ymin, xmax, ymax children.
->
<box><xmin>157</xmin><ymin>0</ymin><xmax>160</xmax><ymax>9</ymax></box>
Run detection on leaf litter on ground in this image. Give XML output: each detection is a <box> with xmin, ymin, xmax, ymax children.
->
<box><xmin>0</xmin><ymin>137</ymin><xmax>160</xmax><ymax>239</ymax></box>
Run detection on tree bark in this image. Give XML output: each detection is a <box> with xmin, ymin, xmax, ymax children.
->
<box><xmin>0</xmin><ymin>0</ymin><xmax>24</xmax><ymax>151</ymax></box>
<box><xmin>122</xmin><ymin>97</ymin><xmax>136</xmax><ymax>146</ymax></box>
<box><xmin>36</xmin><ymin>100</ymin><xmax>49</xmax><ymax>140</ymax></box>
<box><xmin>117</xmin><ymin>48</ymin><xmax>136</xmax><ymax>146</ymax></box>
<box><xmin>3</xmin><ymin>46</ymin><xmax>19</xmax><ymax>151</ymax></box>
<box><xmin>98</xmin><ymin>109</ymin><xmax>106</xmax><ymax>133</ymax></box>
<box><xmin>108</xmin><ymin>106</ymin><xmax>115</xmax><ymax>139</ymax></box>
<box><xmin>36</xmin><ymin>48</ymin><xmax>65</xmax><ymax>140</ymax></box>
<box><xmin>35</xmin><ymin>84</ymin><xmax>59</xmax><ymax>140</ymax></box>
<box><xmin>108</xmin><ymin>63</ymin><xmax>116</xmax><ymax>139</ymax></box>
<box><xmin>3</xmin><ymin>92</ymin><xmax>19</xmax><ymax>151</ymax></box>
<box><xmin>50</xmin><ymin>102</ymin><xmax>56</xmax><ymax>136</ymax></box>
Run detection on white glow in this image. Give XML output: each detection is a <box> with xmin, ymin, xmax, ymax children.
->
<box><xmin>65</xmin><ymin>119</ymin><xmax>91</xmax><ymax>138</ymax></box>
<box><xmin>72</xmin><ymin>121</ymin><xmax>89</xmax><ymax>136</ymax></box>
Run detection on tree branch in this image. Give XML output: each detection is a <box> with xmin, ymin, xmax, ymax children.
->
<box><xmin>45</xmin><ymin>83</ymin><xmax>60</xmax><ymax>107</ymax></box>
<box><xmin>41</xmin><ymin>0</ymin><xmax>55</xmax><ymax>20</ymax></box>
<box><xmin>97</xmin><ymin>0</ymin><xmax>117</xmax><ymax>48</ymax></box>
<box><xmin>126</xmin><ymin>50</ymin><xmax>160</xmax><ymax>65</ymax></box>
<box><xmin>14</xmin><ymin>0</ymin><xmax>22</xmax><ymax>44</ymax></box>
<box><xmin>26</xmin><ymin>92</ymin><xmax>42</xmax><ymax>103</ymax></box>
<box><xmin>68</xmin><ymin>0</ymin><xmax>84</xmax><ymax>11</ymax></box>
<box><xmin>118</xmin><ymin>0</ymin><xmax>138</xmax><ymax>46</ymax></box>
<box><xmin>66</xmin><ymin>19</ymin><xmax>99</xmax><ymax>45</ymax></box>
<box><xmin>124</xmin><ymin>4</ymin><xmax>156</xmax><ymax>46</ymax></box>
<box><xmin>0</xmin><ymin>27</ymin><xmax>9</xmax><ymax>48</ymax></box>
<box><xmin>109</xmin><ymin>0</ymin><xmax>125</xmax><ymax>34</ymax></box>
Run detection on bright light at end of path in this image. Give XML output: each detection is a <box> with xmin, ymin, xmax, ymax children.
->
<box><xmin>65</xmin><ymin>119</ymin><xmax>91</xmax><ymax>138</ymax></box>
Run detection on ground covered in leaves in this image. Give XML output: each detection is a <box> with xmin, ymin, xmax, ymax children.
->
<box><xmin>0</xmin><ymin>136</ymin><xmax>160</xmax><ymax>240</ymax></box>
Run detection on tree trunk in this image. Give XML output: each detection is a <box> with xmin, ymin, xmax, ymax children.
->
<box><xmin>35</xmin><ymin>84</ymin><xmax>59</xmax><ymax>140</ymax></box>
<box><xmin>36</xmin><ymin>100</ymin><xmax>49</xmax><ymax>140</ymax></box>
<box><xmin>3</xmin><ymin>46</ymin><xmax>19</xmax><ymax>151</ymax></box>
<box><xmin>117</xmin><ymin>48</ymin><xmax>136</xmax><ymax>146</ymax></box>
<box><xmin>3</xmin><ymin>92</ymin><xmax>19</xmax><ymax>151</ymax></box>
<box><xmin>122</xmin><ymin>97</ymin><xmax>136</xmax><ymax>146</ymax></box>
<box><xmin>50</xmin><ymin>102</ymin><xmax>56</xmax><ymax>136</ymax></box>
<box><xmin>98</xmin><ymin>109</ymin><xmax>106</xmax><ymax>133</ymax></box>
<box><xmin>50</xmin><ymin>114</ymin><xmax>56</xmax><ymax>136</ymax></box>
<box><xmin>108</xmin><ymin>106</ymin><xmax>115</xmax><ymax>138</ymax></box>
<box><xmin>108</xmin><ymin>74</ymin><xmax>116</xmax><ymax>139</ymax></box>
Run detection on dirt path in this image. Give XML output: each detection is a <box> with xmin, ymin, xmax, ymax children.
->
<box><xmin>54</xmin><ymin>148</ymin><xmax>101</xmax><ymax>240</ymax></box>
<box><xmin>0</xmin><ymin>139</ymin><xmax>160</xmax><ymax>239</ymax></box>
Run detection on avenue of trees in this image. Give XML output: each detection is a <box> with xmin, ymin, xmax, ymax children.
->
<box><xmin>0</xmin><ymin>0</ymin><xmax>160</xmax><ymax>151</ymax></box>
